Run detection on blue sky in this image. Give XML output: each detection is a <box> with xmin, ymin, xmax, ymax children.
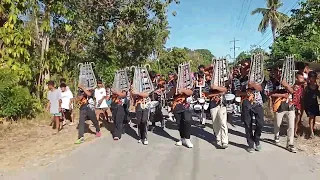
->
<box><xmin>165</xmin><ymin>0</ymin><xmax>301</xmax><ymax>60</ymax></box>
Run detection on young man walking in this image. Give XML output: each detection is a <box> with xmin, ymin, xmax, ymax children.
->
<box><xmin>47</xmin><ymin>81</ymin><xmax>62</xmax><ymax>134</ymax></box>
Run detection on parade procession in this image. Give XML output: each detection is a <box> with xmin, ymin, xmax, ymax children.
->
<box><xmin>70</xmin><ymin>53</ymin><xmax>316</xmax><ymax>154</ymax></box>
<box><xmin>2</xmin><ymin>0</ymin><xmax>320</xmax><ymax>179</ymax></box>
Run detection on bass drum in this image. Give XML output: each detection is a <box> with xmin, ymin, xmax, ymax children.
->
<box><xmin>203</xmin><ymin>103</ymin><xmax>209</xmax><ymax>110</ymax></box>
<box><xmin>198</xmin><ymin>98</ymin><xmax>205</xmax><ymax>104</ymax></box>
<box><xmin>224</xmin><ymin>93</ymin><xmax>235</xmax><ymax>101</ymax></box>
<box><xmin>193</xmin><ymin>104</ymin><xmax>202</xmax><ymax>111</ymax></box>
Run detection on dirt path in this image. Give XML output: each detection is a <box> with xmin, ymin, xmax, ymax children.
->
<box><xmin>0</xmin><ymin>114</ymin><xmax>110</xmax><ymax>173</ymax></box>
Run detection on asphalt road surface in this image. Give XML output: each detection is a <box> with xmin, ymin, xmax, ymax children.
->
<box><xmin>2</xmin><ymin>115</ymin><xmax>320</xmax><ymax>180</ymax></box>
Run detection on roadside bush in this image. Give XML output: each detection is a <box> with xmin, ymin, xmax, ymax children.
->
<box><xmin>0</xmin><ymin>68</ymin><xmax>42</xmax><ymax>120</ymax></box>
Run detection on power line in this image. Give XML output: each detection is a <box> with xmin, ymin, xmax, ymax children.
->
<box><xmin>230</xmin><ymin>38</ymin><xmax>240</xmax><ymax>60</ymax></box>
<box><xmin>240</xmin><ymin>0</ymin><xmax>253</xmax><ymax>30</ymax></box>
<box><xmin>236</xmin><ymin>0</ymin><xmax>248</xmax><ymax>29</ymax></box>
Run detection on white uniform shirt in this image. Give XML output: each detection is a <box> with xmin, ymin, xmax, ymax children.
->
<box><xmin>94</xmin><ymin>87</ymin><xmax>108</xmax><ymax>108</ymax></box>
<box><xmin>60</xmin><ymin>90</ymin><xmax>73</xmax><ymax>110</ymax></box>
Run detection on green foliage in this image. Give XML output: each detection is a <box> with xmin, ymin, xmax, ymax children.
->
<box><xmin>0</xmin><ymin>68</ymin><xmax>41</xmax><ymax>120</ymax></box>
<box><xmin>236</xmin><ymin>45</ymin><xmax>269</xmax><ymax>66</ymax></box>
<box><xmin>0</xmin><ymin>0</ymin><xmax>33</xmax><ymax>81</ymax></box>
<box><xmin>271</xmin><ymin>0</ymin><xmax>320</xmax><ymax>62</ymax></box>
<box><xmin>147</xmin><ymin>47</ymin><xmax>215</xmax><ymax>76</ymax></box>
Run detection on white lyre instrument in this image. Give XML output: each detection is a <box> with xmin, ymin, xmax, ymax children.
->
<box><xmin>273</xmin><ymin>55</ymin><xmax>295</xmax><ymax>112</ymax></box>
<box><xmin>176</xmin><ymin>61</ymin><xmax>193</xmax><ymax>94</ymax></box>
<box><xmin>247</xmin><ymin>53</ymin><xmax>265</xmax><ymax>103</ymax></box>
<box><xmin>131</xmin><ymin>64</ymin><xmax>156</xmax><ymax>109</ymax></box>
<box><xmin>78</xmin><ymin>62</ymin><xmax>97</xmax><ymax>90</ymax></box>
<box><xmin>211</xmin><ymin>57</ymin><xmax>231</xmax><ymax>102</ymax></box>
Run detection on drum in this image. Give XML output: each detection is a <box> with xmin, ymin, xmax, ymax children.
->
<box><xmin>225</xmin><ymin>93</ymin><xmax>235</xmax><ymax>101</ymax></box>
<box><xmin>194</xmin><ymin>104</ymin><xmax>202</xmax><ymax>111</ymax></box>
<box><xmin>198</xmin><ymin>98</ymin><xmax>205</xmax><ymax>104</ymax></box>
<box><xmin>203</xmin><ymin>103</ymin><xmax>209</xmax><ymax>110</ymax></box>
<box><xmin>147</xmin><ymin>101</ymin><xmax>159</xmax><ymax>108</ymax></box>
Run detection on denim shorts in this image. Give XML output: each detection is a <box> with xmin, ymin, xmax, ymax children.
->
<box><xmin>51</xmin><ymin>112</ymin><xmax>62</xmax><ymax>117</ymax></box>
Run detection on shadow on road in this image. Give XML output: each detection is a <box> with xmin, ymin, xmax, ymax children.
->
<box><xmin>152</xmin><ymin>127</ymin><xmax>179</xmax><ymax>142</ymax></box>
<box><xmin>125</xmin><ymin>124</ymin><xmax>140</xmax><ymax>140</ymax></box>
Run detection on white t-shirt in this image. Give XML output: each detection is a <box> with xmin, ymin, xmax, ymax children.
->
<box><xmin>60</xmin><ymin>90</ymin><xmax>74</xmax><ymax>110</ymax></box>
<box><xmin>95</xmin><ymin>87</ymin><xmax>108</xmax><ymax>108</ymax></box>
<box><xmin>58</xmin><ymin>86</ymin><xmax>70</xmax><ymax>92</ymax></box>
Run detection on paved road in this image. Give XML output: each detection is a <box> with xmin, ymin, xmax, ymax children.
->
<box><xmin>2</xmin><ymin>115</ymin><xmax>320</xmax><ymax>180</ymax></box>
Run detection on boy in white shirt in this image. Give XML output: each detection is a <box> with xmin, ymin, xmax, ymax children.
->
<box><xmin>60</xmin><ymin>83</ymin><xmax>74</xmax><ymax>125</ymax></box>
<box><xmin>95</xmin><ymin>80</ymin><xmax>108</xmax><ymax>123</ymax></box>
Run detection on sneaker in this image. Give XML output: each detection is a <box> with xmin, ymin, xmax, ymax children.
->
<box><xmin>255</xmin><ymin>144</ymin><xmax>262</xmax><ymax>152</ymax></box>
<box><xmin>138</xmin><ymin>139</ymin><xmax>142</xmax><ymax>143</ymax></box>
<box><xmin>113</xmin><ymin>137</ymin><xmax>119</xmax><ymax>140</ymax></box>
<box><xmin>175</xmin><ymin>139</ymin><xmax>183</xmax><ymax>146</ymax></box>
<box><xmin>221</xmin><ymin>144</ymin><xmax>228</xmax><ymax>149</ymax></box>
<box><xmin>68</xmin><ymin>122</ymin><xmax>74</xmax><ymax>126</ymax></box>
<box><xmin>96</xmin><ymin>132</ymin><xmax>101</xmax><ymax>137</ymax></box>
<box><xmin>184</xmin><ymin>139</ymin><xmax>193</xmax><ymax>148</ymax></box>
<box><xmin>287</xmin><ymin>145</ymin><xmax>297</xmax><ymax>153</ymax></box>
<box><xmin>247</xmin><ymin>147</ymin><xmax>254</xmax><ymax>153</ymax></box>
<box><xmin>75</xmin><ymin>137</ymin><xmax>84</xmax><ymax>144</ymax></box>
<box><xmin>149</xmin><ymin>126</ymin><xmax>156</xmax><ymax>132</ymax></box>
<box><xmin>201</xmin><ymin>118</ymin><xmax>206</xmax><ymax>125</ymax></box>
<box><xmin>274</xmin><ymin>136</ymin><xmax>280</xmax><ymax>144</ymax></box>
<box><xmin>143</xmin><ymin>139</ymin><xmax>148</xmax><ymax>145</ymax></box>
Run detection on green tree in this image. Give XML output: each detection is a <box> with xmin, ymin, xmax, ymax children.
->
<box><xmin>271</xmin><ymin>0</ymin><xmax>320</xmax><ymax>62</ymax></box>
<box><xmin>251</xmin><ymin>0</ymin><xmax>288</xmax><ymax>41</ymax></box>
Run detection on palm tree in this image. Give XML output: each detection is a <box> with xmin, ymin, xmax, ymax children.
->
<box><xmin>251</xmin><ymin>0</ymin><xmax>288</xmax><ymax>41</ymax></box>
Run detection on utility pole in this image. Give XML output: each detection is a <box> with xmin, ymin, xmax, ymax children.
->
<box><xmin>230</xmin><ymin>37</ymin><xmax>240</xmax><ymax>61</ymax></box>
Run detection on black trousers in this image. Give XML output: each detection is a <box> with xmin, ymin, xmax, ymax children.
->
<box><xmin>174</xmin><ymin>110</ymin><xmax>192</xmax><ymax>139</ymax></box>
<box><xmin>111</xmin><ymin>104</ymin><xmax>125</xmax><ymax>138</ymax></box>
<box><xmin>136</xmin><ymin>109</ymin><xmax>149</xmax><ymax>140</ymax></box>
<box><xmin>151</xmin><ymin>104</ymin><xmax>164</xmax><ymax>126</ymax></box>
<box><xmin>241</xmin><ymin>99</ymin><xmax>264</xmax><ymax>148</ymax></box>
<box><xmin>78</xmin><ymin>106</ymin><xmax>100</xmax><ymax>139</ymax></box>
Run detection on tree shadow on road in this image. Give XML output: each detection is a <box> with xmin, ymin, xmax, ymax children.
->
<box><xmin>261</xmin><ymin>138</ymin><xmax>289</xmax><ymax>151</ymax></box>
<box><xmin>125</xmin><ymin>124</ymin><xmax>140</xmax><ymax>140</ymax></box>
<box><xmin>152</xmin><ymin>126</ymin><xmax>179</xmax><ymax>142</ymax></box>
<box><xmin>228</xmin><ymin>141</ymin><xmax>248</xmax><ymax>151</ymax></box>
<box><xmin>190</xmin><ymin>126</ymin><xmax>220</xmax><ymax>149</ymax></box>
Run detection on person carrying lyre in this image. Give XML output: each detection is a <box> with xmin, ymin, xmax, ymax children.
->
<box><xmin>233</xmin><ymin>60</ymin><xmax>264</xmax><ymax>153</ymax></box>
<box><xmin>75</xmin><ymin>84</ymin><xmax>101</xmax><ymax>144</ymax></box>
<box><xmin>167</xmin><ymin>73</ymin><xmax>194</xmax><ymax>148</ymax></box>
<box><xmin>265</xmin><ymin>66</ymin><xmax>297</xmax><ymax>153</ymax></box>
<box><xmin>131</xmin><ymin>90</ymin><xmax>150</xmax><ymax>145</ymax></box>
<box><xmin>149</xmin><ymin>71</ymin><xmax>165</xmax><ymax>131</ymax></box>
<box><xmin>207</xmin><ymin>83</ymin><xmax>228</xmax><ymax>149</ymax></box>
<box><xmin>110</xmin><ymin>88</ymin><xmax>127</xmax><ymax>141</ymax></box>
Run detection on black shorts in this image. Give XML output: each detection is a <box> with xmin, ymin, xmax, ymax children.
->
<box><xmin>305</xmin><ymin>105</ymin><xmax>320</xmax><ymax>117</ymax></box>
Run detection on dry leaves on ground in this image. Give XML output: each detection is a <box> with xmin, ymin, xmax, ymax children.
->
<box><xmin>0</xmin><ymin>113</ymin><xmax>110</xmax><ymax>172</ymax></box>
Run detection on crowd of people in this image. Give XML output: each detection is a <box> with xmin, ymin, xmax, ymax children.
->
<box><xmin>45</xmin><ymin>59</ymin><xmax>319</xmax><ymax>153</ymax></box>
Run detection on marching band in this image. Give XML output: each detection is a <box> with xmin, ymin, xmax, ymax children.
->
<box><xmin>71</xmin><ymin>53</ymin><xmax>318</xmax><ymax>153</ymax></box>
